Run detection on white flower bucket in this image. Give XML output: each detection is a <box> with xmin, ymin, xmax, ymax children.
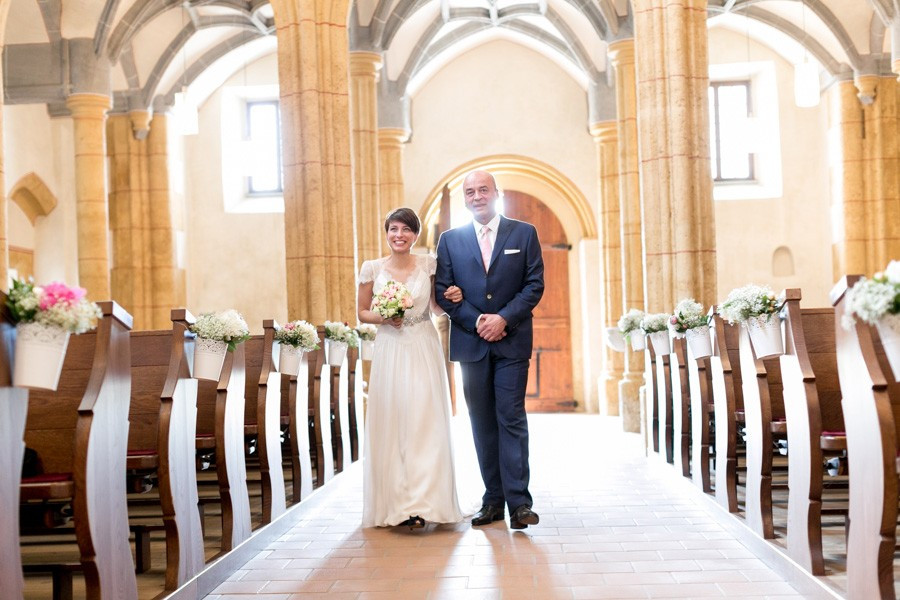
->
<box><xmin>360</xmin><ymin>339</ymin><xmax>375</xmax><ymax>361</ymax></box>
<box><xmin>193</xmin><ymin>338</ymin><xmax>227</xmax><ymax>381</ymax></box>
<box><xmin>630</xmin><ymin>333</ymin><xmax>646</xmax><ymax>351</ymax></box>
<box><xmin>326</xmin><ymin>339</ymin><xmax>348</xmax><ymax>367</ymax></box>
<box><xmin>746</xmin><ymin>314</ymin><xmax>783</xmax><ymax>359</ymax></box>
<box><xmin>13</xmin><ymin>322</ymin><xmax>70</xmax><ymax>391</ymax></box>
<box><xmin>875</xmin><ymin>313</ymin><xmax>900</xmax><ymax>381</ymax></box>
<box><xmin>279</xmin><ymin>344</ymin><xmax>304</xmax><ymax>377</ymax></box>
<box><xmin>685</xmin><ymin>325</ymin><xmax>713</xmax><ymax>359</ymax></box>
<box><xmin>605</xmin><ymin>327</ymin><xmax>626</xmax><ymax>353</ymax></box>
<box><xmin>649</xmin><ymin>330</ymin><xmax>671</xmax><ymax>356</ymax></box>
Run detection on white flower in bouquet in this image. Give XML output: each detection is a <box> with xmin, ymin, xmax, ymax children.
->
<box><xmin>372</xmin><ymin>280</ymin><xmax>413</xmax><ymax>319</ymax></box>
<box><xmin>357</xmin><ymin>323</ymin><xmax>377</xmax><ymax>342</ymax></box>
<box><xmin>718</xmin><ymin>284</ymin><xmax>783</xmax><ymax>325</ymax></box>
<box><xmin>6</xmin><ymin>279</ymin><xmax>101</xmax><ymax>334</ymax></box>
<box><xmin>617</xmin><ymin>308</ymin><xmax>645</xmax><ymax>340</ymax></box>
<box><xmin>324</xmin><ymin>320</ymin><xmax>359</xmax><ymax>348</ymax></box>
<box><xmin>640</xmin><ymin>313</ymin><xmax>670</xmax><ymax>334</ymax></box>
<box><xmin>274</xmin><ymin>320</ymin><xmax>320</xmax><ymax>350</ymax></box>
<box><xmin>669</xmin><ymin>298</ymin><xmax>710</xmax><ymax>335</ymax></box>
<box><xmin>843</xmin><ymin>266</ymin><xmax>900</xmax><ymax>328</ymax></box>
<box><xmin>190</xmin><ymin>309</ymin><xmax>250</xmax><ymax>351</ymax></box>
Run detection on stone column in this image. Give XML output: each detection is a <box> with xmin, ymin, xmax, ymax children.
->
<box><xmin>0</xmin><ymin>0</ymin><xmax>10</xmax><ymax>291</ymax></box>
<box><xmin>589</xmin><ymin>121</ymin><xmax>623</xmax><ymax>417</ymax></box>
<box><xmin>67</xmin><ymin>93</ymin><xmax>112</xmax><ymax>300</ymax></box>
<box><xmin>147</xmin><ymin>114</ymin><xmax>183</xmax><ymax>328</ymax></box>
<box><xmin>271</xmin><ymin>0</ymin><xmax>356</xmax><ymax>324</ymax></box>
<box><xmin>608</xmin><ymin>39</ymin><xmax>644</xmax><ymax>432</ymax></box>
<box><xmin>350</xmin><ymin>52</ymin><xmax>383</xmax><ymax>265</ymax></box>
<box><xmin>633</xmin><ymin>0</ymin><xmax>716</xmax><ymax>311</ymax></box>
<box><xmin>830</xmin><ymin>77</ymin><xmax>900</xmax><ymax>278</ymax></box>
<box><xmin>378</xmin><ymin>128</ymin><xmax>409</xmax><ymax>215</ymax></box>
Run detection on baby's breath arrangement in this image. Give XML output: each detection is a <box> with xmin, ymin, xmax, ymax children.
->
<box><xmin>669</xmin><ymin>298</ymin><xmax>710</xmax><ymax>334</ymax></box>
<box><xmin>324</xmin><ymin>320</ymin><xmax>359</xmax><ymax>348</ymax></box>
<box><xmin>640</xmin><ymin>313</ymin><xmax>670</xmax><ymax>334</ymax></box>
<box><xmin>274</xmin><ymin>320</ymin><xmax>319</xmax><ymax>350</ymax></box>
<box><xmin>843</xmin><ymin>261</ymin><xmax>900</xmax><ymax>327</ymax></box>
<box><xmin>357</xmin><ymin>323</ymin><xmax>377</xmax><ymax>342</ymax></box>
<box><xmin>617</xmin><ymin>308</ymin><xmax>645</xmax><ymax>341</ymax></box>
<box><xmin>190</xmin><ymin>310</ymin><xmax>250</xmax><ymax>351</ymax></box>
<box><xmin>718</xmin><ymin>284</ymin><xmax>783</xmax><ymax>325</ymax></box>
<box><xmin>7</xmin><ymin>279</ymin><xmax>101</xmax><ymax>334</ymax></box>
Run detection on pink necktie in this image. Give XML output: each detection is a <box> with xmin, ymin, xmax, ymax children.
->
<box><xmin>479</xmin><ymin>225</ymin><xmax>492</xmax><ymax>271</ymax></box>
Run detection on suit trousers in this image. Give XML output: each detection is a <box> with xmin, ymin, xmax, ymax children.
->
<box><xmin>460</xmin><ymin>347</ymin><xmax>532</xmax><ymax>513</ymax></box>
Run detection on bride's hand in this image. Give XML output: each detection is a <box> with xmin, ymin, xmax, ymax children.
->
<box><xmin>444</xmin><ymin>285</ymin><xmax>464</xmax><ymax>304</ymax></box>
<box><xmin>387</xmin><ymin>316</ymin><xmax>403</xmax><ymax>328</ymax></box>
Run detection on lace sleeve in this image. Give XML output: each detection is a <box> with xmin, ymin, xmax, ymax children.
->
<box><xmin>424</xmin><ymin>254</ymin><xmax>437</xmax><ymax>277</ymax></box>
<box><xmin>358</xmin><ymin>260</ymin><xmax>375</xmax><ymax>284</ymax></box>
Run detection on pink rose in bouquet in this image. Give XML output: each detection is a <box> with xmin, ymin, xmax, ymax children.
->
<box><xmin>372</xmin><ymin>280</ymin><xmax>413</xmax><ymax>319</ymax></box>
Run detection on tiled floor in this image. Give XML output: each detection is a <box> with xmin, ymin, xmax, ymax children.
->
<box><xmin>206</xmin><ymin>414</ymin><xmax>816</xmax><ymax>599</ymax></box>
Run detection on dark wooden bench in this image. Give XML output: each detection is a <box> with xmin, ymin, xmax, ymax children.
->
<box><xmin>779</xmin><ymin>290</ymin><xmax>847</xmax><ymax>575</ymax></box>
<box><xmin>347</xmin><ymin>345</ymin><xmax>362</xmax><ymax>462</ymax></box>
<box><xmin>0</xmin><ymin>296</ymin><xmax>29</xmax><ymax>598</ymax></box>
<box><xmin>655</xmin><ymin>342</ymin><xmax>675</xmax><ymax>464</ymax></box>
<box><xmin>20</xmin><ymin>301</ymin><xmax>138</xmax><ymax>599</ymax></box>
<box><xmin>738</xmin><ymin>315</ymin><xmax>787</xmax><ymax>540</ymax></box>
<box><xmin>670</xmin><ymin>337</ymin><xmax>692</xmax><ymax>478</ymax></box>
<box><xmin>644</xmin><ymin>339</ymin><xmax>661</xmax><ymax>455</ymax></box>
<box><xmin>709</xmin><ymin>311</ymin><xmax>745</xmax><ymax>513</ymax></box>
<box><xmin>832</xmin><ymin>275</ymin><xmax>900</xmax><ymax>599</ymax></box>
<box><xmin>310</xmin><ymin>328</ymin><xmax>329</xmax><ymax>488</ymax></box>
<box><xmin>195</xmin><ymin>340</ymin><xmax>251</xmax><ymax>552</ymax></box>
<box><xmin>687</xmin><ymin>313</ymin><xmax>715</xmax><ymax>493</ymax></box>
<box><xmin>287</xmin><ymin>340</ymin><xmax>318</xmax><ymax>500</ymax></box>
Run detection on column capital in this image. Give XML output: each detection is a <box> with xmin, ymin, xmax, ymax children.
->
<box><xmin>129</xmin><ymin>110</ymin><xmax>151</xmax><ymax>140</ymax></box>
<box><xmin>378</xmin><ymin>127</ymin><xmax>410</xmax><ymax>147</ymax></box>
<box><xmin>853</xmin><ymin>73</ymin><xmax>878</xmax><ymax>105</ymax></box>
<box><xmin>607</xmin><ymin>39</ymin><xmax>635</xmax><ymax>69</ymax></box>
<box><xmin>589</xmin><ymin>120</ymin><xmax>618</xmax><ymax>142</ymax></box>
<box><xmin>66</xmin><ymin>93</ymin><xmax>111</xmax><ymax>116</ymax></box>
<box><xmin>350</xmin><ymin>51</ymin><xmax>384</xmax><ymax>77</ymax></box>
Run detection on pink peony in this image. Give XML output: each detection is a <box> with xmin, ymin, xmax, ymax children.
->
<box><xmin>39</xmin><ymin>281</ymin><xmax>86</xmax><ymax>310</ymax></box>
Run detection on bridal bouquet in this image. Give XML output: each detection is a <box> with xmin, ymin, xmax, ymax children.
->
<box><xmin>372</xmin><ymin>280</ymin><xmax>413</xmax><ymax>320</ymax></box>
<box><xmin>274</xmin><ymin>319</ymin><xmax>319</xmax><ymax>350</ymax></box>
<box><xmin>7</xmin><ymin>278</ymin><xmax>102</xmax><ymax>334</ymax></box>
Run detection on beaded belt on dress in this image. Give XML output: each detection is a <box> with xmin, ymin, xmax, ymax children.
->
<box><xmin>402</xmin><ymin>312</ymin><xmax>430</xmax><ymax>326</ymax></box>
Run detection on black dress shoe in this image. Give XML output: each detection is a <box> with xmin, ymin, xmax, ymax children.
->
<box><xmin>399</xmin><ymin>515</ymin><xmax>425</xmax><ymax>530</ymax></box>
<box><xmin>471</xmin><ymin>504</ymin><xmax>505</xmax><ymax>526</ymax></box>
<box><xmin>510</xmin><ymin>505</ymin><xmax>539</xmax><ymax>530</ymax></box>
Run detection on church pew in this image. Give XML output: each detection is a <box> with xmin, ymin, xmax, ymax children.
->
<box><xmin>655</xmin><ymin>344</ymin><xmax>674</xmax><ymax>464</ymax></box>
<box><xmin>779</xmin><ymin>290</ymin><xmax>847</xmax><ymax>576</ymax></box>
<box><xmin>195</xmin><ymin>341</ymin><xmax>251</xmax><ymax>553</ymax></box>
<box><xmin>0</xmin><ymin>297</ymin><xmax>28</xmax><ymax>598</ymax></box>
<box><xmin>738</xmin><ymin>321</ymin><xmax>787</xmax><ymax>540</ymax></box>
<box><xmin>251</xmin><ymin>321</ymin><xmax>287</xmax><ymax>524</ymax></box>
<box><xmin>347</xmin><ymin>345</ymin><xmax>362</xmax><ymax>462</ymax></box>
<box><xmin>128</xmin><ymin>310</ymin><xmax>205</xmax><ymax>590</ymax></box>
<box><xmin>687</xmin><ymin>325</ymin><xmax>714</xmax><ymax>494</ymax></box>
<box><xmin>311</xmin><ymin>327</ymin><xmax>330</xmax><ymax>487</ymax></box>
<box><xmin>832</xmin><ymin>276</ymin><xmax>900</xmax><ymax>600</ymax></box>
<box><xmin>20</xmin><ymin>301</ymin><xmax>138</xmax><ymax>599</ymax></box>
<box><xmin>644</xmin><ymin>341</ymin><xmax>661</xmax><ymax>455</ymax></box>
<box><xmin>709</xmin><ymin>312</ymin><xmax>745</xmax><ymax>513</ymax></box>
<box><xmin>287</xmin><ymin>345</ymin><xmax>316</xmax><ymax>501</ymax></box>
<box><xmin>670</xmin><ymin>337</ymin><xmax>692</xmax><ymax>478</ymax></box>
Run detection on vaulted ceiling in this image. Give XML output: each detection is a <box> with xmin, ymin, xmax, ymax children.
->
<box><xmin>2</xmin><ymin>0</ymin><xmax>896</xmax><ymax>115</ymax></box>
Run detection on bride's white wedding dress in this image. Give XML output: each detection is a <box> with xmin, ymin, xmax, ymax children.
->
<box><xmin>360</xmin><ymin>254</ymin><xmax>463</xmax><ymax>527</ymax></box>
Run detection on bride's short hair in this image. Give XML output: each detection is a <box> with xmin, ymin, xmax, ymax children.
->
<box><xmin>384</xmin><ymin>207</ymin><xmax>420</xmax><ymax>234</ymax></box>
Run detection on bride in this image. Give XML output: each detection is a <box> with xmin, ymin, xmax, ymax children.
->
<box><xmin>357</xmin><ymin>207</ymin><xmax>464</xmax><ymax>528</ymax></box>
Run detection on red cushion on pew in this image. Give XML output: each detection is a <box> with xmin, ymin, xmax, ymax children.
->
<box><xmin>127</xmin><ymin>449</ymin><xmax>157</xmax><ymax>456</ymax></box>
<box><xmin>20</xmin><ymin>473</ymin><xmax>74</xmax><ymax>500</ymax></box>
<box><xmin>126</xmin><ymin>449</ymin><xmax>159</xmax><ymax>470</ymax></box>
<box><xmin>196</xmin><ymin>434</ymin><xmax>216</xmax><ymax>450</ymax></box>
<box><xmin>21</xmin><ymin>473</ymin><xmax>71</xmax><ymax>483</ymax></box>
<box><xmin>821</xmin><ymin>431</ymin><xmax>847</xmax><ymax>436</ymax></box>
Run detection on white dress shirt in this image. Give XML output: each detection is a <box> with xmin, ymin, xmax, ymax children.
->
<box><xmin>474</xmin><ymin>213</ymin><xmax>502</xmax><ymax>328</ymax></box>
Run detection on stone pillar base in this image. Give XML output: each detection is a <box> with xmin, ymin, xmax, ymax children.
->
<box><xmin>601</xmin><ymin>373</ymin><xmax>621</xmax><ymax>416</ymax></box>
<box><xmin>619</xmin><ymin>373</ymin><xmax>643</xmax><ymax>433</ymax></box>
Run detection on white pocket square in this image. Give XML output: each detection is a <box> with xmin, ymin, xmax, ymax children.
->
<box><xmin>504</xmin><ymin>249</ymin><xmax>520</xmax><ymax>255</ymax></box>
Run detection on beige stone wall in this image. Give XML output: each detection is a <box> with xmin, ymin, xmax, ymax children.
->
<box><xmin>3</xmin><ymin>104</ymin><xmax>78</xmax><ymax>285</ymax></box>
<box><xmin>183</xmin><ymin>53</ymin><xmax>288</xmax><ymax>333</ymax></box>
<box><xmin>707</xmin><ymin>27</ymin><xmax>833</xmax><ymax>305</ymax></box>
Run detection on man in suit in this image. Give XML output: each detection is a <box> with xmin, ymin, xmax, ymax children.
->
<box><xmin>435</xmin><ymin>169</ymin><xmax>544</xmax><ymax>529</ymax></box>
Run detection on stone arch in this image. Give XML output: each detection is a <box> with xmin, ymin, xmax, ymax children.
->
<box><xmin>9</xmin><ymin>172</ymin><xmax>57</xmax><ymax>225</ymax></box>
<box><xmin>419</xmin><ymin>154</ymin><xmax>597</xmax><ymax>246</ymax></box>
<box><xmin>772</xmin><ymin>245</ymin><xmax>795</xmax><ymax>277</ymax></box>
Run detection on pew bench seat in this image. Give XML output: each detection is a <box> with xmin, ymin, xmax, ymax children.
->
<box><xmin>770</xmin><ymin>419</ymin><xmax>787</xmax><ymax>436</ymax></box>
<box><xmin>20</xmin><ymin>474</ymin><xmax>74</xmax><ymax>501</ymax></box>
<box><xmin>126</xmin><ymin>448</ymin><xmax>159</xmax><ymax>471</ymax></box>
<box><xmin>820</xmin><ymin>432</ymin><xmax>847</xmax><ymax>451</ymax></box>
<box><xmin>196</xmin><ymin>433</ymin><xmax>216</xmax><ymax>450</ymax></box>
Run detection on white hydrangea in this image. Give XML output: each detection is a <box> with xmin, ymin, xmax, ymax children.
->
<box><xmin>670</xmin><ymin>298</ymin><xmax>709</xmax><ymax>333</ymax></box>
<box><xmin>274</xmin><ymin>320</ymin><xmax>320</xmax><ymax>350</ymax></box>
<box><xmin>324</xmin><ymin>320</ymin><xmax>359</xmax><ymax>347</ymax></box>
<box><xmin>718</xmin><ymin>284</ymin><xmax>782</xmax><ymax>325</ymax></box>
<box><xmin>882</xmin><ymin>260</ymin><xmax>900</xmax><ymax>285</ymax></box>
<box><xmin>191</xmin><ymin>309</ymin><xmax>250</xmax><ymax>351</ymax></box>
<box><xmin>357</xmin><ymin>323</ymin><xmax>377</xmax><ymax>341</ymax></box>
<box><xmin>38</xmin><ymin>301</ymin><xmax>102</xmax><ymax>334</ymax></box>
<box><xmin>617</xmin><ymin>308</ymin><xmax>645</xmax><ymax>336</ymax></box>
<box><xmin>640</xmin><ymin>313</ymin><xmax>670</xmax><ymax>334</ymax></box>
<box><xmin>844</xmin><ymin>278</ymin><xmax>898</xmax><ymax>327</ymax></box>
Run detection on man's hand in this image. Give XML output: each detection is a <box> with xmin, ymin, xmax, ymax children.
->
<box><xmin>477</xmin><ymin>314</ymin><xmax>507</xmax><ymax>342</ymax></box>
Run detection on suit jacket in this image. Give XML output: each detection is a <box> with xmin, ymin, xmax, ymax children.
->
<box><xmin>435</xmin><ymin>216</ymin><xmax>544</xmax><ymax>362</ymax></box>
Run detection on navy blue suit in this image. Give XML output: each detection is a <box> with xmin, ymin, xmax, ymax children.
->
<box><xmin>435</xmin><ymin>216</ymin><xmax>544</xmax><ymax>512</ymax></box>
